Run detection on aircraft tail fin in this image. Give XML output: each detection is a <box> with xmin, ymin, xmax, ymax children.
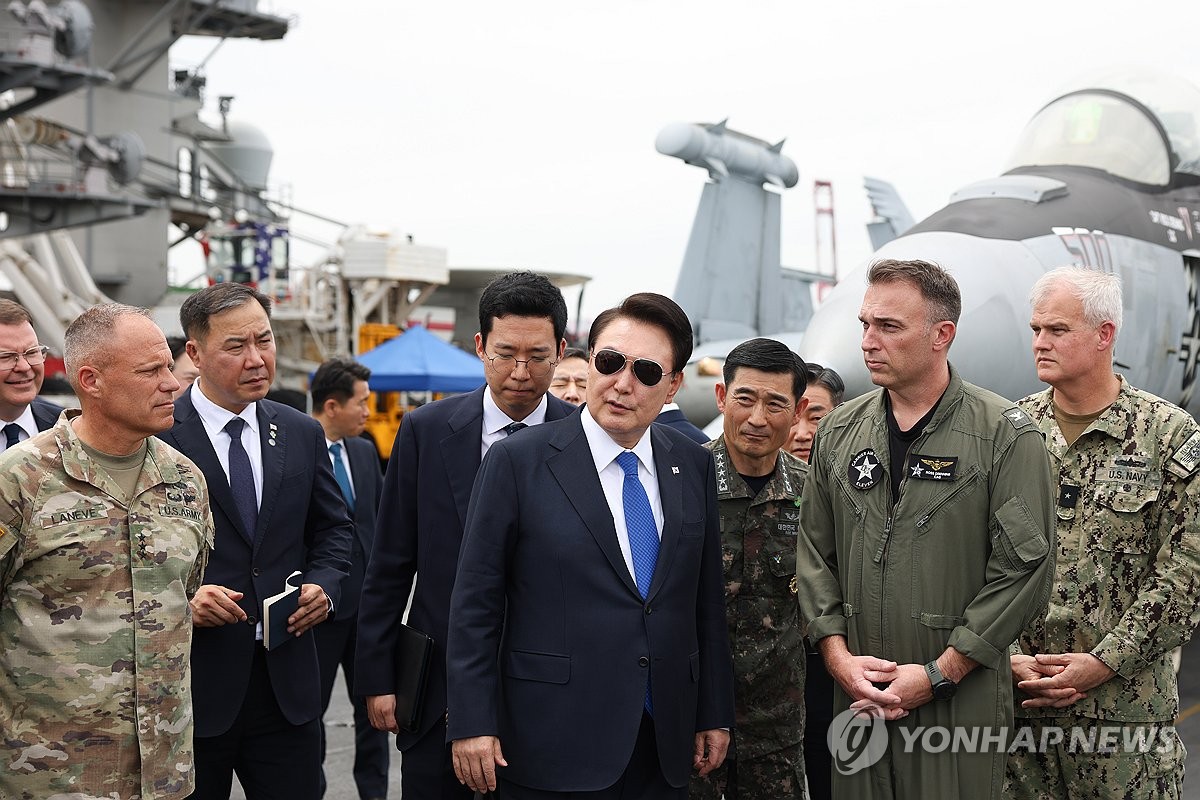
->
<box><xmin>864</xmin><ymin>176</ymin><xmax>916</xmax><ymax>250</ymax></box>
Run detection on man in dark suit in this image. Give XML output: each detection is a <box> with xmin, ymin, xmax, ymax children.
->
<box><xmin>655</xmin><ymin>402</ymin><xmax>709</xmax><ymax>443</ymax></box>
<box><xmin>357</xmin><ymin>271</ymin><xmax>575</xmax><ymax>800</ymax></box>
<box><xmin>310</xmin><ymin>358</ymin><xmax>390</xmax><ymax>799</ymax></box>
<box><xmin>0</xmin><ymin>299</ymin><xmax>63</xmax><ymax>451</ymax></box>
<box><xmin>448</xmin><ymin>293</ymin><xmax>735</xmax><ymax>799</ymax></box>
<box><xmin>159</xmin><ymin>283</ymin><xmax>353</xmax><ymax>800</ymax></box>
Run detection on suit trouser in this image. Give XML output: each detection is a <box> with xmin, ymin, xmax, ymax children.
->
<box><xmin>190</xmin><ymin>646</ymin><xmax>322</xmax><ymax>800</ymax></box>
<box><xmin>497</xmin><ymin>712</ymin><xmax>686</xmax><ymax>800</ymax></box>
<box><xmin>401</xmin><ymin>713</ymin><xmax>474</xmax><ymax>800</ymax></box>
<box><xmin>315</xmin><ymin>613</ymin><xmax>391</xmax><ymax>799</ymax></box>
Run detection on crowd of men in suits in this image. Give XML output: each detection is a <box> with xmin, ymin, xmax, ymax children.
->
<box><xmin>2</xmin><ymin>257</ymin><xmax>1199</xmax><ymax>800</ymax></box>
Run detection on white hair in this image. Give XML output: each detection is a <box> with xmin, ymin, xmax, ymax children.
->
<box><xmin>1030</xmin><ymin>266</ymin><xmax>1123</xmax><ymax>336</ymax></box>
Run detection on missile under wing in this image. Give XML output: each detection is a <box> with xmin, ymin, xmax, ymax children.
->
<box><xmin>801</xmin><ymin>70</ymin><xmax>1200</xmax><ymax>416</ymax></box>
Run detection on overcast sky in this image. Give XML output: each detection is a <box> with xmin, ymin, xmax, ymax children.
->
<box><xmin>171</xmin><ymin>0</ymin><xmax>1200</xmax><ymax>325</ymax></box>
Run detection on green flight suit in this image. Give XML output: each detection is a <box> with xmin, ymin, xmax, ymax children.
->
<box><xmin>796</xmin><ymin>364</ymin><xmax>1056</xmax><ymax>800</ymax></box>
<box><xmin>690</xmin><ymin>436</ymin><xmax>808</xmax><ymax>800</ymax></box>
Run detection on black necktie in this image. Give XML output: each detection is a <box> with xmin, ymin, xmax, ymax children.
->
<box><xmin>224</xmin><ymin>417</ymin><xmax>258</xmax><ymax>540</ymax></box>
<box><xmin>3</xmin><ymin>423</ymin><xmax>20</xmax><ymax>449</ymax></box>
<box><xmin>502</xmin><ymin>421</ymin><xmax>528</xmax><ymax>437</ymax></box>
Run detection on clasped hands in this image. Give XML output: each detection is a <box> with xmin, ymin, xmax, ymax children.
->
<box><xmin>189</xmin><ymin>582</ymin><xmax>330</xmax><ymax>636</ymax></box>
<box><xmin>1010</xmin><ymin>652</ymin><xmax>1115</xmax><ymax>709</ymax></box>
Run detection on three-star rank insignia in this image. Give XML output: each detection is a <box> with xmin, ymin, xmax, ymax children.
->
<box><xmin>906</xmin><ymin>453</ymin><xmax>958</xmax><ymax>481</ymax></box>
<box><xmin>849</xmin><ymin>448</ymin><xmax>883</xmax><ymax>490</ymax></box>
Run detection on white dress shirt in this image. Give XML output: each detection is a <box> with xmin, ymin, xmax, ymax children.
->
<box><xmin>190</xmin><ymin>378</ymin><xmax>264</xmax><ymax>508</ymax></box>
<box><xmin>0</xmin><ymin>405</ymin><xmax>37</xmax><ymax>453</ymax></box>
<box><xmin>581</xmin><ymin>406</ymin><xmax>663</xmax><ymax>583</ymax></box>
<box><xmin>481</xmin><ymin>389</ymin><xmax>549</xmax><ymax>457</ymax></box>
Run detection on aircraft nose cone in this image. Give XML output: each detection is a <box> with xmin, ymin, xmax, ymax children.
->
<box><xmin>798</xmin><ymin>231</ymin><xmax>1048</xmax><ymax>404</ymax></box>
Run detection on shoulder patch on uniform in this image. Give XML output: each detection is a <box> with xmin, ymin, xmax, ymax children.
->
<box><xmin>1171</xmin><ymin>429</ymin><xmax>1200</xmax><ymax>475</ymax></box>
<box><xmin>1003</xmin><ymin>407</ymin><xmax>1033</xmax><ymax>430</ymax></box>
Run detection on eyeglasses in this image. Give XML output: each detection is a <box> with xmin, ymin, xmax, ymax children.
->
<box><xmin>592</xmin><ymin>348</ymin><xmax>668</xmax><ymax>387</ymax></box>
<box><xmin>0</xmin><ymin>345</ymin><xmax>49</xmax><ymax>372</ymax></box>
<box><xmin>483</xmin><ymin>352</ymin><xmax>557</xmax><ymax>377</ymax></box>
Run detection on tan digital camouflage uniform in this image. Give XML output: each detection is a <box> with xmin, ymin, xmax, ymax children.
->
<box><xmin>0</xmin><ymin>411</ymin><xmax>214</xmax><ymax>800</ymax></box>
<box><xmin>690</xmin><ymin>435</ymin><xmax>807</xmax><ymax>800</ymax></box>
<box><xmin>1005</xmin><ymin>379</ymin><xmax>1200</xmax><ymax>800</ymax></box>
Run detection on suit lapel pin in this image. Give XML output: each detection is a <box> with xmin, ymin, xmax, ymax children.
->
<box><xmin>671</xmin><ymin>466</ymin><xmax>679</xmax><ymax>474</ymax></box>
<box><xmin>268</xmin><ymin>426</ymin><xmax>277</xmax><ymax>447</ymax></box>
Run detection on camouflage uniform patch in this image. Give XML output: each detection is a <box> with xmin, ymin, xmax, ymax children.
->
<box><xmin>0</xmin><ymin>411</ymin><xmax>214</xmax><ymax>800</ymax></box>
<box><xmin>689</xmin><ymin>437</ymin><xmax>807</xmax><ymax>800</ymax></box>
<box><xmin>1009</xmin><ymin>380</ymin><xmax>1200</xmax><ymax>795</ymax></box>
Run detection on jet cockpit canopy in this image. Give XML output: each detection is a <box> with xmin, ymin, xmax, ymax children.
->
<box><xmin>1005</xmin><ymin>70</ymin><xmax>1200</xmax><ymax>187</ymax></box>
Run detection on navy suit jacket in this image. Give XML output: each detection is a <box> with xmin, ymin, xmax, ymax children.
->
<box><xmin>355</xmin><ymin>386</ymin><xmax>576</xmax><ymax>749</ymax></box>
<box><xmin>446</xmin><ymin>414</ymin><xmax>735</xmax><ymax>791</ymax></box>
<box><xmin>655</xmin><ymin>407</ymin><xmax>709</xmax><ymax>444</ymax></box>
<box><xmin>159</xmin><ymin>388</ymin><xmax>354</xmax><ymax>737</ymax></box>
<box><xmin>31</xmin><ymin>397</ymin><xmax>64</xmax><ymax>431</ymax></box>
<box><xmin>334</xmin><ymin>435</ymin><xmax>383</xmax><ymax>619</ymax></box>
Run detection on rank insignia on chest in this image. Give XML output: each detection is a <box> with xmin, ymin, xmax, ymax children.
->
<box><xmin>1058</xmin><ymin>483</ymin><xmax>1080</xmax><ymax>508</ymax></box>
<box><xmin>906</xmin><ymin>453</ymin><xmax>958</xmax><ymax>481</ymax></box>
<box><xmin>849</xmin><ymin>448</ymin><xmax>883</xmax><ymax>490</ymax></box>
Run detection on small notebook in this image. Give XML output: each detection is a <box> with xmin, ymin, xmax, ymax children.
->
<box><xmin>394</xmin><ymin>624</ymin><xmax>435</xmax><ymax>733</ymax></box>
<box><xmin>263</xmin><ymin>570</ymin><xmax>303</xmax><ymax>651</ymax></box>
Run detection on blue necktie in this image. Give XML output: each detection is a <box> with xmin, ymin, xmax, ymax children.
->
<box><xmin>617</xmin><ymin>450</ymin><xmax>658</xmax><ymax>715</ymax></box>
<box><xmin>502</xmin><ymin>421</ymin><xmax>527</xmax><ymax>437</ymax></box>
<box><xmin>3</xmin><ymin>423</ymin><xmax>21</xmax><ymax>449</ymax></box>
<box><xmin>329</xmin><ymin>442</ymin><xmax>355</xmax><ymax>513</ymax></box>
<box><xmin>224</xmin><ymin>417</ymin><xmax>258</xmax><ymax>541</ymax></box>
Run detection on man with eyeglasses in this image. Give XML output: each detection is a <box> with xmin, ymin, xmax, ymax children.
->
<box><xmin>448</xmin><ymin>292</ymin><xmax>734</xmax><ymax>799</ymax></box>
<box><xmin>357</xmin><ymin>271</ymin><xmax>576</xmax><ymax>800</ymax></box>
<box><xmin>0</xmin><ymin>299</ymin><xmax>63</xmax><ymax>452</ymax></box>
<box><xmin>691</xmin><ymin>338</ymin><xmax>809</xmax><ymax>800</ymax></box>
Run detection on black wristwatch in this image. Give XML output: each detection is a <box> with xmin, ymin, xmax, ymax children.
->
<box><xmin>925</xmin><ymin>660</ymin><xmax>957</xmax><ymax>700</ymax></box>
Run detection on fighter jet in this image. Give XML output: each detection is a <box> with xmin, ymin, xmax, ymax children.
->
<box><xmin>802</xmin><ymin>69</ymin><xmax>1200</xmax><ymax>415</ymax></box>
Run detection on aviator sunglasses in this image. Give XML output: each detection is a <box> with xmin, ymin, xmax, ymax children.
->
<box><xmin>592</xmin><ymin>348</ymin><xmax>668</xmax><ymax>387</ymax></box>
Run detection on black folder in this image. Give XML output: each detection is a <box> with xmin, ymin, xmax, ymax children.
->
<box><xmin>394</xmin><ymin>624</ymin><xmax>434</xmax><ymax>733</ymax></box>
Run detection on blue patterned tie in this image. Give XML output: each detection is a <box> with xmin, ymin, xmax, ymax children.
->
<box><xmin>329</xmin><ymin>442</ymin><xmax>355</xmax><ymax>513</ymax></box>
<box><xmin>3</xmin><ymin>423</ymin><xmax>20</xmax><ymax>449</ymax></box>
<box><xmin>224</xmin><ymin>417</ymin><xmax>258</xmax><ymax>541</ymax></box>
<box><xmin>502</xmin><ymin>421</ymin><xmax>527</xmax><ymax>437</ymax></box>
<box><xmin>616</xmin><ymin>450</ymin><xmax>658</xmax><ymax>715</ymax></box>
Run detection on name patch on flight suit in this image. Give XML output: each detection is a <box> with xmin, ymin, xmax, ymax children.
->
<box><xmin>906</xmin><ymin>454</ymin><xmax>958</xmax><ymax>481</ymax></box>
<box><xmin>849</xmin><ymin>449</ymin><xmax>882</xmax><ymax>490</ymax></box>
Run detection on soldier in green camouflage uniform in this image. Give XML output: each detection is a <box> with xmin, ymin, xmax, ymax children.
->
<box><xmin>0</xmin><ymin>305</ymin><xmax>214</xmax><ymax>800</ymax></box>
<box><xmin>1006</xmin><ymin>268</ymin><xmax>1199</xmax><ymax>800</ymax></box>
<box><xmin>689</xmin><ymin>338</ymin><xmax>810</xmax><ymax>800</ymax></box>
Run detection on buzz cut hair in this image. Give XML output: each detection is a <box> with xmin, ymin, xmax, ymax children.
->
<box><xmin>1030</xmin><ymin>266</ymin><xmax>1123</xmax><ymax>337</ymax></box>
<box><xmin>64</xmin><ymin>303</ymin><xmax>152</xmax><ymax>392</ymax></box>
<box><xmin>867</xmin><ymin>258</ymin><xmax>961</xmax><ymax>326</ymax></box>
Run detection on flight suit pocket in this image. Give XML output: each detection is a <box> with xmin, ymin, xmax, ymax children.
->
<box><xmin>1091</xmin><ymin>487</ymin><xmax>1159</xmax><ymax>553</ymax></box>
<box><xmin>506</xmin><ymin>650</ymin><xmax>571</xmax><ymax>684</ymax></box>
<box><xmin>995</xmin><ymin>495</ymin><xmax>1050</xmax><ymax>569</ymax></box>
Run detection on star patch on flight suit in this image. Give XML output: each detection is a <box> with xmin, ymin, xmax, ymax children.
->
<box><xmin>849</xmin><ymin>448</ymin><xmax>883</xmax><ymax>490</ymax></box>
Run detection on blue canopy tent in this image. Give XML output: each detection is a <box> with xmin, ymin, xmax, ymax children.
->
<box><xmin>356</xmin><ymin>324</ymin><xmax>485</xmax><ymax>393</ymax></box>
